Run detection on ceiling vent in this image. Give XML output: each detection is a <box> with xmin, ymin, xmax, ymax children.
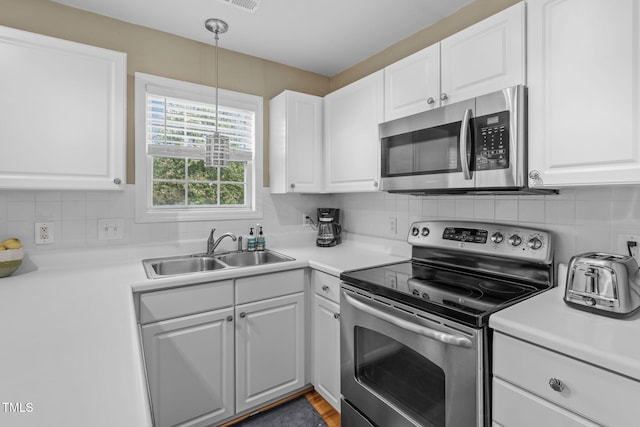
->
<box><xmin>218</xmin><ymin>0</ymin><xmax>260</xmax><ymax>13</ymax></box>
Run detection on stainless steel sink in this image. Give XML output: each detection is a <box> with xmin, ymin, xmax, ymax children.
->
<box><xmin>214</xmin><ymin>250</ymin><xmax>294</xmax><ymax>267</ymax></box>
<box><xmin>142</xmin><ymin>250</ymin><xmax>295</xmax><ymax>279</ymax></box>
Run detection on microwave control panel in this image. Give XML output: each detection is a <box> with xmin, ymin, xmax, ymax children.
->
<box><xmin>474</xmin><ymin>111</ymin><xmax>510</xmax><ymax>171</ymax></box>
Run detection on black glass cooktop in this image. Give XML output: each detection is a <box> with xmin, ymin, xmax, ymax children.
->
<box><xmin>340</xmin><ymin>260</ymin><xmax>545</xmax><ymax>328</ymax></box>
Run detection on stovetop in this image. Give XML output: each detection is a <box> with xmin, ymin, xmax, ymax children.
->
<box><xmin>340</xmin><ymin>221</ymin><xmax>554</xmax><ymax>328</ymax></box>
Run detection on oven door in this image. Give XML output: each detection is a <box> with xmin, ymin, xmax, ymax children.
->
<box><xmin>379</xmin><ymin>98</ymin><xmax>475</xmax><ymax>192</ymax></box>
<box><xmin>340</xmin><ymin>285</ymin><xmax>483</xmax><ymax>427</ymax></box>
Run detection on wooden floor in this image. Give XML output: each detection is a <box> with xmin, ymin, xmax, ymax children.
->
<box><xmin>305</xmin><ymin>389</ymin><xmax>341</xmax><ymax>427</ymax></box>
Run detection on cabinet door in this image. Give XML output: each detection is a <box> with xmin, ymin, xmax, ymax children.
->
<box><xmin>440</xmin><ymin>3</ymin><xmax>525</xmax><ymax>104</ymax></box>
<box><xmin>235</xmin><ymin>292</ymin><xmax>305</xmax><ymax>412</ymax></box>
<box><xmin>269</xmin><ymin>91</ymin><xmax>324</xmax><ymax>193</ymax></box>
<box><xmin>141</xmin><ymin>308</ymin><xmax>235</xmax><ymax>427</ymax></box>
<box><xmin>527</xmin><ymin>0</ymin><xmax>640</xmax><ymax>186</ymax></box>
<box><xmin>0</xmin><ymin>26</ymin><xmax>126</xmax><ymax>190</ymax></box>
<box><xmin>324</xmin><ymin>70</ymin><xmax>383</xmax><ymax>193</ymax></box>
<box><xmin>384</xmin><ymin>44</ymin><xmax>440</xmax><ymax>121</ymax></box>
<box><xmin>313</xmin><ymin>294</ymin><xmax>341</xmax><ymax>412</ymax></box>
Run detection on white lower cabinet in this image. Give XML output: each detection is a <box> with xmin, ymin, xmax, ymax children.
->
<box><xmin>492</xmin><ymin>332</ymin><xmax>640</xmax><ymax>426</ymax></box>
<box><xmin>139</xmin><ymin>269</ymin><xmax>306</xmax><ymax>426</ymax></box>
<box><xmin>235</xmin><ymin>291</ymin><xmax>306</xmax><ymax>412</ymax></box>
<box><xmin>312</xmin><ymin>270</ymin><xmax>341</xmax><ymax>412</ymax></box>
<box><xmin>142</xmin><ymin>308</ymin><xmax>235</xmax><ymax>427</ymax></box>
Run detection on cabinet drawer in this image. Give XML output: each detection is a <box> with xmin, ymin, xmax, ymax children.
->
<box><xmin>493</xmin><ymin>378</ymin><xmax>598</xmax><ymax>427</ymax></box>
<box><xmin>235</xmin><ymin>269</ymin><xmax>304</xmax><ymax>304</ymax></box>
<box><xmin>313</xmin><ymin>270</ymin><xmax>340</xmax><ymax>303</ymax></box>
<box><xmin>140</xmin><ymin>280</ymin><xmax>234</xmax><ymax>324</ymax></box>
<box><xmin>493</xmin><ymin>332</ymin><xmax>640</xmax><ymax>426</ymax></box>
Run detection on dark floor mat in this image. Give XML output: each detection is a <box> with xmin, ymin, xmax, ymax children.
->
<box><xmin>234</xmin><ymin>396</ymin><xmax>328</xmax><ymax>427</ymax></box>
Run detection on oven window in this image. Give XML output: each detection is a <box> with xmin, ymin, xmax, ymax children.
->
<box><xmin>354</xmin><ymin>326</ymin><xmax>445</xmax><ymax>427</ymax></box>
<box><xmin>381</xmin><ymin>121</ymin><xmax>461</xmax><ymax>177</ymax></box>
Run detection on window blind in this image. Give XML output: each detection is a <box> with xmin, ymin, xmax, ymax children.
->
<box><xmin>146</xmin><ymin>93</ymin><xmax>254</xmax><ymax>161</ymax></box>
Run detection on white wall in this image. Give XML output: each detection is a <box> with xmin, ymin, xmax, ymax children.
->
<box><xmin>2</xmin><ymin>185</ymin><xmax>638</xmax><ymax>266</ymax></box>
<box><xmin>0</xmin><ymin>187</ymin><xmax>332</xmax><ymax>251</ymax></box>
<box><xmin>334</xmin><ymin>186</ymin><xmax>640</xmax><ymax>265</ymax></box>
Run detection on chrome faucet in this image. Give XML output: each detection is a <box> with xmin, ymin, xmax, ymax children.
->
<box><xmin>207</xmin><ymin>228</ymin><xmax>237</xmax><ymax>254</ymax></box>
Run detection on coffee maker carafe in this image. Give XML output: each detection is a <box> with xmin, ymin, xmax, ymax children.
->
<box><xmin>316</xmin><ymin>208</ymin><xmax>342</xmax><ymax>247</ymax></box>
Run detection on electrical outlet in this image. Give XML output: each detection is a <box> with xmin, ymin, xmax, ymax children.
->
<box><xmin>35</xmin><ymin>222</ymin><xmax>54</xmax><ymax>245</ymax></box>
<box><xmin>303</xmin><ymin>213</ymin><xmax>310</xmax><ymax>227</ymax></box>
<box><xmin>98</xmin><ymin>219</ymin><xmax>125</xmax><ymax>241</ymax></box>
<box><xmin>617</xmin><ymin>233</ymin><xmax>640</xmax><ymax>264</ymax></box>
<box><xmin>389</xmin><ymin>217</ymin><xmax>397</xmax><ymax>235</ymax></box>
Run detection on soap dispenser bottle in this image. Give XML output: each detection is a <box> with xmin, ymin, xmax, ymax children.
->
<box><xmin>257</xmin><ymin>226</ymin><xmax>265</xmax><ymax>251</ymax></box>
<box><xmin>247</xmin><ymin>227</ymin><xmax>256</xmax><ymax>252</ymax></box>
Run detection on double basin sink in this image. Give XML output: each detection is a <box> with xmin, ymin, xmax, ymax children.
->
<box><xmin>142</xmin><ymin>250</ymin><xmax>295</xmax><ymax>279</ymax></box>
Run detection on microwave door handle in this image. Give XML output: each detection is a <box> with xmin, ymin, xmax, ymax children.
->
<box><xmin>460</xmin><ymin>108</ymin><xmax>472</xmax><ymax>180</ymax></box>
<box><xmin>343</xmin><ymin>292</ymin><xmax>473</xmax><ymax>348</ymax></box>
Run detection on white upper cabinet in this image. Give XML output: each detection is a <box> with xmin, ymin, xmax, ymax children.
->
<box><xmin>0</xmin><ymin>26</ymin><xmax>126</xmax><ymax>190</ymax></box>
<box><xmin>384</xmin><ymin>44</ymin><xmax>441</xmax><ymax>121</ymax></box>
<box><xmin>269</xmin><ymin>90</ymin><xmax>324</xmax><ymax>193</ymax></box>
<box><xmin>324</xmin><ymin>70</ymin><xmax>384</xmax><ymax>193</ymax></box>
<box><xmin>440</xmin><ymin>2</ymin><xmax>525</xmax><ymax>105</ymax></box>
<box><xmin>527</xmin><ymin>0</ymin><xmax>640</xmax><ymax>187</ymax></box>
<box><xmin>383</xmin><ymin>3</ymin><xmax>525</xmax><ymax>122</ymax></box>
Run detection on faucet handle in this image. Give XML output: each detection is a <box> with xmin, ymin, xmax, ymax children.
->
<box><xmin>208</xmin><ymin>228</ymin><xmax>216</xmax><ymax>239</ymax></box>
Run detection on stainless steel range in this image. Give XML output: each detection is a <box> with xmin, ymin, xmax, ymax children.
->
<box><xmin>340</xmin><ymin>221</ymin><xmax>554</xmax><ymax>427</ymax></box>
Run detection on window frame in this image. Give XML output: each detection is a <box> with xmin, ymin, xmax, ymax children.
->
<box><xmin>135</xmin><ymin>72</ymin><xmax>263</xmax><ymax>223</ymax></box>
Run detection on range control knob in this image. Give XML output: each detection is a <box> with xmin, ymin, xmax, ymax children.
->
<box><xmin>421</xmin><ymin>227</ymin><xmax>430</xmax><ymax>237</ymax></box>
<box><xmin>490</xmin><ymin>232</ymin><xmax>504</xmax><ymax>244</ymax></box>
<box><xmin>527</xmin><ymin>237</ymin><xmax>543</xmax><ymax>250</ymax></box>
<box><xmin>508</xmin><ymin>234</ymin><xmax>522</xmax><ymax>247</ymax></box>
<box><xmin>411</xmin><ymin>227</ymin><xmax>420</xmax><ymax>237</ymax></box>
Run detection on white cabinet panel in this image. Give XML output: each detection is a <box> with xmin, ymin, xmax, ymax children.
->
<box><xmin>0</xmin><ymin>25</ymin><xmax>126</xmax><ymax>190</ymax></box>
<box><xmin>142</xmin><ymin>308</ymin><xmax>235</xmax><ymax>427</ymax></box>
<box><xmin>527</xmin><ymin>0</ymin><xmax>640</xmax><ymax>186</ymax></box>
<box><xmin>384</xmin><ymin>44</ymin><xmax>440</xmax><ymax>121</ymax></box>
<box><xmin>440</xmin><ymin>3</ymin><xmax>525</xmax><ymax>104</ymax></box>
<box><xmin>324</xmin><ymin>70</ymin><xmax>383</xmax><ymax>193</ymax></box>
<box><xmin>313</xmin><ymin>294</ymin><xmax>340</xmax><ymax>411</ymax></box>
<box><xmin>269</xmin><ymin>91</ymin><xmax>324</xmax><ymax>193</ymax></box>
<box><xmin>235</xmin><ymin>292</ymin><xmax>305</xmax><ymax>412</ymax></box>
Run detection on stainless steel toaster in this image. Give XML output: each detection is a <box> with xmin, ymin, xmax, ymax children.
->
<box><xmin>564</xmin><ymin>252</ymin><xmax>640</xmax><ymax>317</ymax></box>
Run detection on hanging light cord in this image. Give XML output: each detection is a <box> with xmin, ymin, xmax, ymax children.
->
<box><xmin>214</xmin><ymin>28</ymin><xmax>220</xmax><ymax>135</ymax></box>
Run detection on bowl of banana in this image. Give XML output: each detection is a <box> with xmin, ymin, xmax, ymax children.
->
<box><xmin>0</xmin><ymin>238</ymin><xmax>24</xmax><ymax>278</ymax></box>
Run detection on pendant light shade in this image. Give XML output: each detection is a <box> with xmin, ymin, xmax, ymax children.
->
<box><xmin>204</xmin><ymin>18</ymin><xmax>230</xmax><ymax>168</ymax></box>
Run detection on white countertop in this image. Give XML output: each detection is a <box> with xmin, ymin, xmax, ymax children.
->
<box><xmin>490</xmin><ymin>270</ymin><xmax>640</xmax><ymax>381</ymax></box>
<box><xmin>0</xmin><ymin>232</ymin><xmax>409</xmax><ymax>426</ymax></box>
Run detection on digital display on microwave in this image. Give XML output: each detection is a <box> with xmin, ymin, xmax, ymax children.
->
<box><xmin>486</xmin><ymin>116</ymin><xmax>500</xmax><ymax>125</ymax></box>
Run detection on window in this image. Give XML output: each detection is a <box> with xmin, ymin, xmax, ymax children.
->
<box><xmin>135</xmin><ymin>73</ymin><xmax>263</xmax><ymax>222</ymax></box>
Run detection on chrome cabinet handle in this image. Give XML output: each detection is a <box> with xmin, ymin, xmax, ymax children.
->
<box><xmin>290</xmin><ymin>183</ymin><xmax>295</xmax><ymax>189</ymax></box>
<box><xmin>460</xmin><ymin>108</ymin><xmax>472</xmax><ymax>180</ymax></box>
<box><xmin>549</xmin><ymin>378</ymin><xmax>565</xmax><ymax>392</ymax></box>
<box><xmin>322</xmin><ymin>285</ymin><xmax>329</xmax><ymax>292</ymax></box>
<box><xmin>239</xmin><ymin>312</ymin><xmax>246</xmax><ymax>318</ymax></box>
<box><xmin>333</xmin><ymin>313</ymin><xmax>340</xmax><ymax>320</ymax></box>
<box><xmin>440</xmin><ymin>93</ymin><xmax>448</xmax><ymax>101</ymax></box>
<box><xmin>226</xmin><ymin>315</ymin><xmax>233</xmax><ymax>322</ymax></box>
<box><xmin>427</xmin><ymin>97</ymin><xmax>435</xmax><ymax>105</ymax></box>
<box><xmin>113</xmin><ymin>178</ymin><xmax>122</xmax><ymax>185</ymax></box>
<box><xmin>529</xmin><ymin>170</ymin><xmax>541</xmax><ymax>180</ymax></box>
<box><xmin>343</xmin><ymin>292</ymin><xmax>472</xmax><ymax>348</ymax></box>
<box><xmin>373</xmin><ymin>180</ymin><xmax>378</xmax><ymax>187</ymax></box>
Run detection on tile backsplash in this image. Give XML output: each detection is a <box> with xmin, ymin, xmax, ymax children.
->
<box><xmin>1</xmin><ymin>185</ymin><xmax>638</xmax><ymax>265</ymax></box>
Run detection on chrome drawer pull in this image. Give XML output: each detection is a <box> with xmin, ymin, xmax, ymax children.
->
<box><xmin>322</xmin><ymin>285</ymin><xmax>330</xmax><ymax>292</ymax></box>
<box><xmin>549</xmin><ymin>378</ymin><xmax>565</xmax><ymax>392</ymax></box>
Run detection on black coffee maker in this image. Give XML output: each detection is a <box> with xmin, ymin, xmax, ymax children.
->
<box><xmin>316</xmin><ymin>208</ymin><xmax>342</xmax><ymax>247</ymax></box>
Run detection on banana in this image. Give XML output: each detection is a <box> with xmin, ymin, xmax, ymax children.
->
<box><xmin>2</xmin><ymin>238</ymin><xmax>22</xmax><ymax>249</ymax></box>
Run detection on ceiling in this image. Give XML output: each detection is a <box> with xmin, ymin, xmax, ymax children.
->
<box><xmin>51</xmin><ymin>0</ymin><xmax>473</xmax><ymax>76</ymax></box>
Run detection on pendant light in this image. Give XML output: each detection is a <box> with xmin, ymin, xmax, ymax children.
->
<box><xmin>204</xmin><ymin>18</ymin><xmax>230</xmax><ymax>168</ymax></box>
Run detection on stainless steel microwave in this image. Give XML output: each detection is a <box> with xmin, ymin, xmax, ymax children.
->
<box><xmin>380</xmin><ymin>85</ymin><xmax>539</xmax><ymax>194</ymax></box>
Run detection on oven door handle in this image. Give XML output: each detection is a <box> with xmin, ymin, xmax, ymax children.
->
<box><xmin>343</xmin><ymin>292</ymin><xmax>473</xmax><ymax>348</ymax></box>
<box><xmin>460</xmin><ymin>108</ymin><xmax>472</xmax><ymax>180</ymax></box>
